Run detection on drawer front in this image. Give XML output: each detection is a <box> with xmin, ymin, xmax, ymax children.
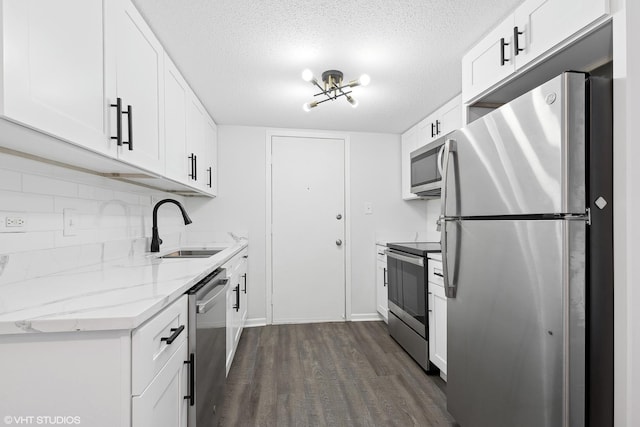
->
<box><xmin>428</xmin><ymin>259</ymin><xmax>444</xmax><ymax>287</ymax></box>
<box><xmin>376</xmin><ymin>245</ymin><xmax>387</xmax><ymax>263</ymax></box>
<box><xmin>132</xmin><ymin>295</ymin><xmax>189</xmax><ymax>395</ymax></box>
<box><xmin>222</xmin><ymin>248</ymin><xmax>248</xmax><ymax>278</ymax></box>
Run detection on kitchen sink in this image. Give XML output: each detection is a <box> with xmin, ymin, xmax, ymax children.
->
<box><xmin>158</xmin><ymin>249</ymin><xmax>222</xmax><ymax>259</ymax></box>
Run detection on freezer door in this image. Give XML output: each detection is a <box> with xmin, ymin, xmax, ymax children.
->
<box><xmin>443</xmin><ymin>72</ymin><xmax>587</xmax><ymax>217</ymax></box>
<box><xmin>444</xmin><ymin>219</ymin><xmax>586</xmax><ymax>427</ymax></box>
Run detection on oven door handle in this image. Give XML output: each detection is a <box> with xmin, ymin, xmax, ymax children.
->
<box><xmin>384</xmin><ymin>249</ymin><xmax>424</xmax><ymax>267</ymax></box>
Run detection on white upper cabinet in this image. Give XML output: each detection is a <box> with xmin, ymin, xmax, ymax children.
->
<box><xmin>202</xmin><ymin>118</ymin><xmax>218</xmax><ymax>196</ymax></box>
<box><xmin>462</xmin><ymin>18</ymin><xmax>516</xmax><ymax>103</ymax></box>
<box><xmin>105</xmin><ymin>0</ymin><xmax>165</xmax><ymax>174</ymax></box>
<box><xmin>462</xmin><ymin>0</ymin><xmax>609</xmax><ymax>103</ymax></box>
<box><xmin>0</xmin><ymin>0</ymin><xmax>113</xmax><ymax>156</ymax></box>
<box><xmin>186</xmin><ymin>96</ymin><xmax>207</xmax><ymax>187</ymax></box>
<box><xmin>0</xmin><ymin>0</ymin><xmax>216</xmax><ymax>196</ymax></box>
<box><xmin>164</xmin><ymin>54</ymin><xmax>218</xmax><ymax>196</ymax></box>
<box><xmin>513</xmin><ymin>0</ymin><xmax>609</xmax><ymax>68</ymax></box>
<box><xmin>401</xmin><ymin>126</ymin><xmax>419</xmax><ymax>201</ymax></box>
<box><xmin>163</xmin><ymin>56</ymin><xmax>189</xmax><ymax>183</ymax></box>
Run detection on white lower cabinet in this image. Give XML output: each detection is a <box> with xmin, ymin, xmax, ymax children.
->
<box><xmin>132</xmin><ymin>340</ymin><xmax>188</xmax><ymax>427</ymax></box>
<box><xmin>0</xmin><ymin>295</ymin><xmax>189</xmax><ymax>427</ymax></box>
<box><xmin>224</xmin><ymin>248</ymin><xmax>249</xmax><ymax>374</ymax></box>
<box><xmin>375</xmin><ymin>244</ymin><xmax>388</xmax><ymax>322</ymax></box>
<box><xmin>428</xmin><ymin>257</ymin><xmax>447</xmax><ymax>377</ymax></box>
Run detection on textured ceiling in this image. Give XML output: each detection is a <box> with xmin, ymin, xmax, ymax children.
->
<box><xmin>132</xmin><ymin>0</ymin><xmax>523</xmax><ymax>134</ymax></box>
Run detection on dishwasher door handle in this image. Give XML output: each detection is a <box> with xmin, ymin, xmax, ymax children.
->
<box><xmin>196</xmin><ymin>279</ymin><xmax>228</xmax><ymax>314</ymax></box>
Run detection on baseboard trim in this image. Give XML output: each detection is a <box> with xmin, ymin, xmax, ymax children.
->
<box><xmin>245</xmin><ymin>318</ymin><xmax>268</xmax><ymax>328</ymax></box>
<box><xmin>350</xmin><ymin>313</ymin><xmax>385</xmax><ymax>322</ymax></box>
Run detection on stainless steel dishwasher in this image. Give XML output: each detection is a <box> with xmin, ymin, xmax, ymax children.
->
<box><xmin>185</xmin><ymin>268</ymin><xmax>228</xmax><ymax>427</ymax></box>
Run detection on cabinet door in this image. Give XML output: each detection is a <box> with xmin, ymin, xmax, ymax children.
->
<box><xmin>2</xmin><ymin>0</ymin><xmax>113</xmax><ymax>155</ymax></box>
<box><xmin>201</xmin><ymin>117</ymin><xmax>218</xmax><ymax>196</ymax></box>
<box><xmin>401</xmin><ymin>127</ymin><xmax>419</xmax><ymax>200</ymax></box>
<box><xmin>461</xmin><ymin>16</ymin><xmax>515</xmax><ymax>103</ymax></box>
<box><xmin>186</xmin><ymin>96</ymin><xmax>206</xmax><ymax>187</ymax></box>
<box><xmin>163</xmin><ymin>56</ymin><xmax>189</xmax><ymax>183</ymax></box>
<box><xmin>429</xmin><ymin>284</ymin><xmax>448</xmax><ymax>375</ymax></box>
<box><xmin>514</xmin><ymin>0</ymin><xmax>609</xmax><ymax>69</ymax></box>
<box><xmin>376</xmin><ymin>247</ymin><xmax>388</xmax><ymax>322</ymax></box>
<box><xmin>132</xmin><ymin>340</ymin><xmax>188</xmax><ymax>427</ymax></box>
<box><xmin>105</xmin><ymin>0</ymin><xmax>165</xmax><ymax>174</ymax></box>
<box><xmin>439</xmin><ymin>96</ymin><xmax>462</xmax><ymax>137</ymax></box>
<box><xmin>238</xmin><ymin>255</ymin><xmax>248</xmax><ymax>330</ymax></box>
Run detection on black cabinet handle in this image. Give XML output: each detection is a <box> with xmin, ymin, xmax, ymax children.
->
<box><xmin>110</xmin><ymin>97</ymin><xmax>123</xmax><ymax>146</ymax></box>
<box><xmin>435</xmin><ymin>120</ymin><xmax>441</xmax><ymax>135</ymax></box>
<box><xmin>207</xmin><ymin>167</ymin><xmax>212</xmax><ymax>188</ymax></box>
<box><xmin>184</xmin><ymin>353</ymin><xmax>195</xmax><ymax>406</ymax></box>
<box><xmin>122</xmin><ymin>104</ymin><xmax>133</xmax><ymax>151</ymax></box>
<box><xmin>242</xmin><ymin>273</ymin><xmax>247</xmax><ymax>294</ymax></box>
<box><xmin>431</xmin><ymin>122</ymin><xmax>436</xmax><ymax>138</ymax></box>
<box><xmin>233</xmin><ymin>285</ymin><xmax>240</xmax><ymax>311</ymax></box>
<box><xmin>161</xmin><ymin>325</ymin><xmax>185</xmax><ymax>345</ymax></box>
<box><xmin>500</xmin><ymin>37</ymin><xmax>510</xmax><ymax>66</ymax></box>
<box><xmin>514</xmin><ymin>26</ymin><xmax>524</xmax><ymax>56</ymax></box>
<box><xmin>383</xmin><ymin>267</ymin><xmax>387</xmax><ymax>287</ymax></box>
<box><xmin>189</xmin><ymin>153</ymin><xmax>196</xmax><ymax>180</ymax></box>
<box><xmin>194</xmin><ymin>155</ymin><xmax>197</xmax><ymax>181</ymax></box>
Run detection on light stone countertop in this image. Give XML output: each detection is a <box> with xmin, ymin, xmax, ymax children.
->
<box><xmin>0</xmin><ymin>240</ymin><xmax>247</xmax><ymax>335</ymax></box>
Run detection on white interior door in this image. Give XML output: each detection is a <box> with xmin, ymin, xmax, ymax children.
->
<box><xmin>271</xmin><ymin>136</ymin><xmax>345</xmax><ymax>323</ymax></box>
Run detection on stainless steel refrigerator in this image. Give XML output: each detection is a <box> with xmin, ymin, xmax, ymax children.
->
<box><xmin>439</xmin><ymin>72</ymin><xmax>613</xmax><ymax>427</ymax></box>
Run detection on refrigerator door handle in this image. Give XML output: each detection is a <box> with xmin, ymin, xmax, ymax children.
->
<box><xmin>439</xmin><ymin>139</ymin><xmax>457</xmax><ymax>297</ymax></box>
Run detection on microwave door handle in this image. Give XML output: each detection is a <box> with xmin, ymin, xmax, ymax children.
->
<box><xmin>437</xmin><ymin>144</ymin><xmax>446</xmax><ymax>176</ymax></box>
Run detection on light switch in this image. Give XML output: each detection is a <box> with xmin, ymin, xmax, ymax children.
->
<box><xmin>63</xmin><ymin>208</ymin><xmax>79</xmax><ymax>236</ymax></box>
<box><xmin>364</xmin><ymin>202</ymin><xmax>373</xmax><ymax>215</ymax></box>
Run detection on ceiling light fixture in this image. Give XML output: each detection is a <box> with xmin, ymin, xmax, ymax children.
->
<box><xmin>301</xmin><ymin>69</ymin><xmax>369</xmax><ymax>111</ymax></box>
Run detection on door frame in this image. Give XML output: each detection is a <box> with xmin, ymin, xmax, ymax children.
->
<box><xmin>265</xmin><ymin>129</ymin><xmax>352</xmax><ymax>324</ymax></box>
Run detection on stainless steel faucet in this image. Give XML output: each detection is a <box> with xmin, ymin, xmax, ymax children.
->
<box><xmin>150</xmin><ymin>199</ymin><xmax>192</xmax><ymax>252</ymax></box>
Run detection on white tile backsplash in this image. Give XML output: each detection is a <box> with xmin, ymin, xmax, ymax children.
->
<box><xmin>22</xmin><ymin>173</ymin><xmax>79</xmax><ymax>197</ymax></box>
<box><xmin>0</xmin><ymin>151</ymin><xmax>190</xmax><ymax>286</ymax></box>
<box><xmin>0</xmin><ymin>169</ymin><xmax>21</xmax><ymax>191</ymax></box>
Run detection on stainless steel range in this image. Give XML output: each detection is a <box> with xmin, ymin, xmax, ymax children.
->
<box><xmin>385</xmin><ymin>241</ymin><xmax>440</xmax><ymax>371</ymax></box>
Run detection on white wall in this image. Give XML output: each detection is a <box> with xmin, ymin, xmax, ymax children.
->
<box><xmin>613</xmin><ymin>0</ymin><xmax>640</xmax><ymax>425</ymax></box>
<box><xmin>185</xmin><ymin>125</ymin><xmax>431</xmax><ymax>323</ymax></box>
<box><xmin>0</xmin><ymin>151</ymin><xmax>187</xmax><ymax>285</ymax></box>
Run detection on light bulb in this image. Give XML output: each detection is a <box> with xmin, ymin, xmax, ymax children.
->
<box><xmin>347</xmin><ymin>96</ymin><xmax>358</xmax><ymax>108</ymax></box>
<box><xmin>358</xmin><ymin>74</ymin><xmax>371</xmax><ymax>87</ymax></box>
<box><xmin>302</xmin><ymin>69</ymin><xmax>314</xmax><ymax>82</ymax></box>
<box><xmin>303</xmin><ymin>101</ymin><xmax>318</xmax><ymax>112</ymax></box>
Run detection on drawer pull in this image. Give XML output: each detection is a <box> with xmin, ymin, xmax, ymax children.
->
<box><xmin>161</xmin><ymin>325</ymin><xmax>185</xmax><ymax>345</ymax></box>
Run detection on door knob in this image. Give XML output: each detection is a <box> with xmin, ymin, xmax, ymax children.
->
<box><xmin>336</xmin><ymin>239</ymin><xmax>343</xmax><ymax>246</ymax></box>
<box><xmin>336</xmin><ymin>214</ymin><xmax>342</xmax><ymax>220</ymax></box>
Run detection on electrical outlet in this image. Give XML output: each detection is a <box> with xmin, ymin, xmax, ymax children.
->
<box><xmin>0</xmin><ymin>212</ymin><xmax>27</xmax><ymax>232</ymax></box>
<box><xmin>6</xmin><ymin>216</ymin><xmax>26</xmax><ymax>227</ymax></box>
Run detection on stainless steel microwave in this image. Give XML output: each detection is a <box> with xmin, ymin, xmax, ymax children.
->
<box><xmin>410</xmin><ymin>135</ymin><xmax>448</xmax><ymax>197</ymax></box>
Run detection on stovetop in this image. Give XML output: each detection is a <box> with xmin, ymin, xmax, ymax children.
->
<box><xmin>386</xmin><ymin>241</ymin><xmax>441</xmax><ymax>257</ymax></box>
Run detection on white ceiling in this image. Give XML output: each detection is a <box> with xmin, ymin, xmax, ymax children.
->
<box><xmin>132</xmin><ymin>0</ymin><xmax>523</xmax><ymax>134</ymax></box>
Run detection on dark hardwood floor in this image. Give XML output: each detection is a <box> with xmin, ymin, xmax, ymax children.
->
<box><xmin>219</xmin><ymin>321</ymin><xmax>457</xmax><ymax>426</ymax></box>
